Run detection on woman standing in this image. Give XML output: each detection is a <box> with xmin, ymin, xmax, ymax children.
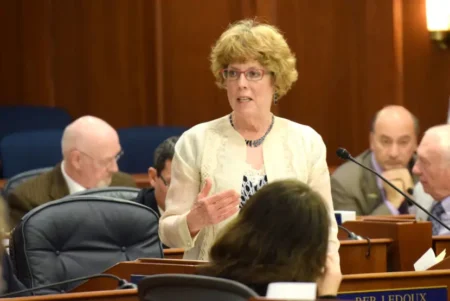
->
<box><xmin>159</xmin><ymin>19</ymin><xmax>339</xmax><ymax>265</ymax></box>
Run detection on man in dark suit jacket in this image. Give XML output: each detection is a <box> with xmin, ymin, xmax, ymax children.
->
<box><xmin>133</xmin><ymin>136</ymin><xmax>179</xmax><ymax>249</ymax></box>
<box><xmin>331</xmin><ymin>106</ymin><xmax>418</xmax><ymax>216</ymax></box>
<box><xmin>133</xmin><ymin>136</ymin><xmax>179</xmax><ymax>219</ymax></box>
<box><xmin>7</xmin><ymin>116</ymin><xmax>136</xmax><ymax>227</ymax></box>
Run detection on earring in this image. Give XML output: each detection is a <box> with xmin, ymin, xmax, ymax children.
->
<box><xmin>273</xmin><ymin>93</ymin><xmax>279</xmax><ymax>105</ymax></box>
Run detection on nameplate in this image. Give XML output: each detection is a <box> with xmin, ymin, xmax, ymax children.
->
<box><xmin>338</xmin><ymin>286</ymin><xmax>447</xmax><ymax>301</ymax></box>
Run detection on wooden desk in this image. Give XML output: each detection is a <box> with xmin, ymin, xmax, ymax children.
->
<box><xmin>429</xmin><ymin>254</ymin><xmax>450</xmax><ymax>270</ymax></box>
<box><xmin>149</xmin><ymin>238</ymin><xmax>391</xmax><ymax>275</ymax></box>
<box><xmin>4</xmin><ymin>289</ymin><xmax>139</xmax><ymax>301</ymax></box>
<box><xmin>72</xmin><ymin>262</ymin><xmax>198</xmax><ymax>293</ymax></box>
<box><xmin>131</xmin><ymin>174</ymin><xmax>148</xmax><ymax>189</ymax></box>
<box><xmin>359</xmin><ymin>215</ymin><xmax>416</xmax><ymax>221</ymax></box>
<box><xmin>3</xmin><ymin>292</ymin><xmax>331</xmax><ymax>301</ymax></box>
<box><xmin>340</xmin><ymin>270</ymin><xmax>450</xmax><ymax>300</ymax></box>
<box><xmin>74</xmin><ymin>237</ymin><xmax>389</xmax><ymax>293</ymax></box>
<box><xmin>142</xmin><ymin>237</ymin><xmax>391</xmax><ymax>276</ymax></box>
<box><xmin>433</xmin><ymin>235</ymin><xmax>450</xmax><ymax>255</ymax></box>
<box><xmin>163</xmin><ymin>248</ymin><xmax>184</xmax><ymax>259</ymax></box>
<box><xmin>343</xmin><ymin>220</ymin><xmax>432</xmax><ymax>271</ymax></box>
<box><xmin>71</xmin><ymin>263</ymin><xmax>450</xmax><ymax>301</ymax></box>
<box><xmin>136</xmin><ymin>258</ymin><xmax>206</xmax><ymax>265</ymax></box>
<box><xmin>339</xmin><ymin>238</ymin><xmax>391</xmax><ymax>274</ymax></box>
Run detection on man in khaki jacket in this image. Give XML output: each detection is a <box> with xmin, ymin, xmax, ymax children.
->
<box><xmin>7</xmin><ymin>116</ymin><xmax>136</xmax><ymax>227</ymax></box>
<box><xmin>331</xmin><ymin>106</ymin><xmax>418</xmax><ymax>216</ymax></box>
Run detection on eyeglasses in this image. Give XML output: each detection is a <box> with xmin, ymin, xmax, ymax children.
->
<box><xmin>220</xmin><ymin>68</ymin><xmax>268</xmax><ymax>81</ymax></box>
<box><xmin>78</xmin><ymin>149</ymin><xmax>124</xmax><ymax>168</ymax></box>
<box><xmin>159</xmin><ymin>174</ymin><xmax>170</xmax><ymax>187</ymax></box>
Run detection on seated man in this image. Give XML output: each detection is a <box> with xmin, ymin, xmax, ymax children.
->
<box><xmin>134</xmin><ymin>136</ymin><xmax>179</xmax><ymax>218</ymax></box>
<box><xmin>7</xmin><ymin>116</ymin><xmax>136</xmax><ymax>227</ymax></box>
<box><xmin>332</xmin><ymin>105</ymin><xmax>418</xmax><ymax>216</ymax></box>
<box><xmin>412</xmin><ymin>182</ymin><xmax>434</xmax><ymax>220</ymax></box>
<box><xmin>413</xmin><ymin>124</ymin><xmax>450</xmax><ymax>235</ymax></box>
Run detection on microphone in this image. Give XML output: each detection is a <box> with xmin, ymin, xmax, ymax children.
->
<box><xmin>0</xmin><ymin>273</ymin><xmax>137</xmax><ymax>298</ymax></box>
<box><xmin>336</xmin><ymin>148</ymin><xmax>450</xmax><ymax>233</ymax></box>
<box><xmin>338</xmin><ymin>225</ymin><xmax>363</xmax><ymax>240</ymax></box>
<box><xmin>338</xmin><ymin>225</ymin><xmax>372</xmax><ymax>257</ymax></box>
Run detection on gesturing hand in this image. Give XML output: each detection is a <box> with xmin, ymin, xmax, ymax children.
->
<box><xmin>186</xmin><ymin>178</ymin><xmax>240</xmax><ymax>236</ymax></box>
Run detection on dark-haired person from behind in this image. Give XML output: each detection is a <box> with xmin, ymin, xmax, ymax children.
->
<box><xmin>133</xmin><ymin>136</ymin><xmax>179</xmax><ymax>218</ymax></box>
<box><xmin>198</xmin><ymin>180</ymin><xmax>342</xmax><ymax>298</ymax></box>
<box><xmin>0</xmin><ymin>199</ymin><xmax>29</xmax><ymax>297</ymax></box>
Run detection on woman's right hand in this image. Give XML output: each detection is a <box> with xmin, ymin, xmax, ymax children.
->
<box><xmin>186</xmin><ymin>178</ymin><xmax>240</xmax><ymax>236</ymax></box>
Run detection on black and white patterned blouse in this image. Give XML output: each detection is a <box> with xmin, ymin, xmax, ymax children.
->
<box><xmin>240</xmin><ymin>164</ymin><xmax>268</xmax><ymax>208</ymax></box>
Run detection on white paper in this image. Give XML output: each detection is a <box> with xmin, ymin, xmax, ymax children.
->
<box><xmin>266</xmin><ymin>282</ymin><xmax>317</xmax><ymax>300</ymax></box>
<box><xmin>414</xmin><ymin>248</ymin><xmax>436</xmax><ymax>271</ymax></box>
<box><xmin>413</xmin><ymin>248</ymin><xmax>448</xmax><ymax>271</ymax></box>
<box><xmin>334</xmin><ymin>210</ymin><xmax>356</xmax><ymax>225</ymax></box>
<box><xmin>436</xmin><ymin>249</ymin><xmax>446</xmax><ymax>263</ymax></box>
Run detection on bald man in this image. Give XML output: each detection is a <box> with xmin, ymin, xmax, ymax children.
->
<box><xmin>413</xmin><ymin>125</ymin><xmax>450</xmax><ymax>235</ymax></box>
<box><xmin>7</xmin><ymin>116</ymin><xmax>136</xmax><ymax>227</ymax></box>
<box><xmin>331</xmin><ymin>106</ymin><xmax>419</xmax><ymax>216</ymax></box>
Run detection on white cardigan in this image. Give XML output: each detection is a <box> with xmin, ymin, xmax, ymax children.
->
<box><xmin>159</xmin><ymin>115</ymin><xmax>339</xmax><ymax>261</ymax></box>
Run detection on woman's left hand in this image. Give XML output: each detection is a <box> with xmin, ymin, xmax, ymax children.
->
<box><xmin>317</xmin><ymin>254</ymin><xmax>342</xmax><ymax>297</ymax></box>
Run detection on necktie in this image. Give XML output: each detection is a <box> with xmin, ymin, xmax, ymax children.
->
<box><xmin>398</xmin><ymin>200</ymin><xmax>409</xmax><ymax>214</ymax></box>
<box><xmin>429</xmin><ymin>202</ymin><xmax>445</xmax><ymax>235</ymax></box>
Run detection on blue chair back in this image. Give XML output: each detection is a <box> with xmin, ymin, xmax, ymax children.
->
<box><xmin>118</xmin><ymin>126</ymin><xmax>186</xmax><ymax>174</ymax></box>
<box><xmin>0</xmin><ymin>106</ymin><xmax>71</xmax><ymax>141</ymax></box>
<box><xmin>0</xmin><ymin>130</ymin><xmax>63</xmax><ymax>178</ymax></box>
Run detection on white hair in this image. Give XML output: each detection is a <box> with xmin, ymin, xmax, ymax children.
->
<box><xmin>425</xmin><ymin>125</ymin><xmax>450</xmax><ymax>163</ymax></box>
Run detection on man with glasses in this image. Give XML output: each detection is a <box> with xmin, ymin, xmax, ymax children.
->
<box><xmin>133</xmin><ymin>136</ymin><xmax>179</xmax><ymax>220</ymax></box>
<box><xmin>331</xmin><ymin>106</ymin><xmax>419</xmax><ymax>216</ymax></box>
<box><xmin>7</xmin><ymin>116</ymin><xmax>136</xmax><ymax>226</ymax></box>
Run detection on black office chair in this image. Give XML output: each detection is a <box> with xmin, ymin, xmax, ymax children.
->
<box><xmin>138</xmin><ymin>274</ymin><xmax>259</xmax><ymax>301</ymax></box>
<box><xmin>69</xmin><ymin>186</ymin><xmax>141</xmax><ymax>201</ymax></box>
<box><xmin>10</xmin><ymin>195</ymin><xmax>163</xmax><ymax>295</ymax></box>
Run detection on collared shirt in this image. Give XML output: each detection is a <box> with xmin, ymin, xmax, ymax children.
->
<box><xmin>61</xmin><ymin>161</ymin><xmax>86</xmax><ymax>195</ymax></box>
<box><xmin>434</xmin><ymin>196</ymin><xmax>450</xmax><ymax>235</ymax></box>
<box><xmin>371</xmin><ymin>154</ymin><xmax>401</xmax><ymax>215</ymax></box>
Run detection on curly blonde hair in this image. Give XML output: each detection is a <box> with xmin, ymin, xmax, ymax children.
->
<box><xmin>210</xmin><ymin>19</ymin><xmax>298</xmax><ymax>99</ymax></box>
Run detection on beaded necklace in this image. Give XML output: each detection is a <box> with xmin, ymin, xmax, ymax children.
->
<box><xmin>229</xmin><ymin>114</ymin><xmax>275</xmax><ymax>148</ymax></box>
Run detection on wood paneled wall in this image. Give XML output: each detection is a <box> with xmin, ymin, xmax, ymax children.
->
<box><xmin>0</xmin><ymin>0</ymin><xmax>449</xmax><ymax>165</ymax></box>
